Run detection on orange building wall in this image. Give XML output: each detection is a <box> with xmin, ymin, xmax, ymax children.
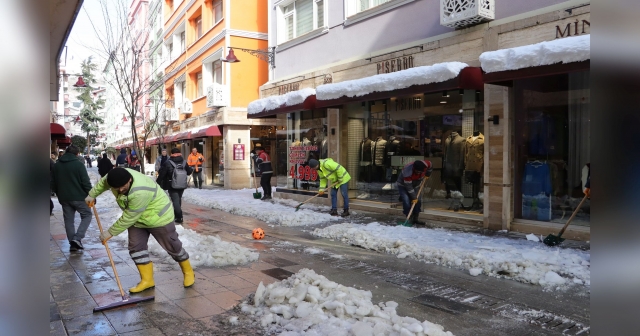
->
<box><xmin>229</xmin><ymin>36</ymin><xmax>268</xmax><ymax>108</ymax></box>
<box><xmin>230</xmin><ymin>0</ymin><xmax>268</xmax><ymax>33</ymax></box>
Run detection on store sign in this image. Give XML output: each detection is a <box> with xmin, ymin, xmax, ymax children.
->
<box><xmin>377</xmin><ymin>56</ymin><xmax>414</xmax><ymax>74</ymax></box>
<box><xmin>278</xmin><ymin>82</ymin><xmax>300</xmax><ymax>95</ymax></box>
<box><xmin>233</xmin><ymin>144</ymin><xmax>244</xmax><ymax>160</ymax></box>
<box><xmin>288</xmin><ymin>145</ymin><xmax>318</xmax><ymax>164</ymax></box>
<box><xmin>555</xmin><ymin>19</ymin><xmax>590</xmax><ymax>39</ymax></box>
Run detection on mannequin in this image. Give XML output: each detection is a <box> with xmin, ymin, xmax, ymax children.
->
<box><xmin>464</xmin><ymin>130</ymin><xmax>484</xmax><ymax>211</ymax></box>
<box><xmin>385</xmin><ymin>136</ymin><xmax>401</xmax><ymax>185</ymax></box>
<box><xmin>443</xmin><ymin>131</ymin><xmax>465</xmax><ymax>198</ymax></box>
<box><xmin>372</xmin><ymin>136</ymin><xmax>387</xmax><ymax>182</ymax></box>
<box><xmin>360</xmin><ymin>138</ymin><xmax>373</xmax><ymax>182</ymax></box>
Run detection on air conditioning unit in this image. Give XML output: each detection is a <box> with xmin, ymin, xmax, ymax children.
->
<box><xmin>206</xmin><ymin>83</ymin><xmax>228</xmax><ymax>107</ymax></box>
<box><xmin>166</xmin><ymin>108</ymin><xmax>179</xmax><ymax>121</ymax></box>
<box><xmin>181</xmin><ymin>100</ymin><xmax>193</xmax><ymax>114</ymax></box>
<box><xmin>440</xmin><ymin>0</ymin><xmax>494</xmax><ymax>29</ymax></box>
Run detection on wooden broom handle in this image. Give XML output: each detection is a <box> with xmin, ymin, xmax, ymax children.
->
<box><xmin>558</xmin><ymin>194</ymin><xmax>589</xmax><ymax>236</ymax></box>
<box><xmin>91</xmin><ymin>205</ymin><xmax>127</xmax><ymax>300</ymax></box>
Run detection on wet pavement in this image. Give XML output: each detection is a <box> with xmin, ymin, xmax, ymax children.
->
<box><xmin>50</xmin><ymin>196</ymin><xmax>590</xmax><ymax>335</ymax></box>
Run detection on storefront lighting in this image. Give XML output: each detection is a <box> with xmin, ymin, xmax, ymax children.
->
<box><xmin>459</xmin><ymin>109</ymin><xmax>463</xmax><ymax>113</ymax></box>
<box><xmin>440</xmin><ymin>101</ymin><xmax>447</xmax><ymax>104</ymax></box>
<box><xmin>442</xmin><ymin>91</ymin><xmax>449</xmax><ymax>98</ymax></box>
<box><xmin>222</xmin><ymin>46</ymin><xmax>276</xmax><ymax>68</ymax></box>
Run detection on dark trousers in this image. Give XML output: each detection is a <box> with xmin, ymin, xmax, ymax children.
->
<box><xmin>168</xmin><ymin>188</ymin><xmax>185</xmax><ymax>221</ymax></box>
<box><xmin>398</xmin><ymin>185</ymin><xmax>421</xmax><ymax>216</ymax></box>
<box><xmin>127</xmin><ymin>222</ymin><xmax>189</xmax><ymax>265</ymax></box>
<box><xmin>192</xmin><ymin>170</ymin><xmax>203</xmax><ymax>188</ymax></box>
<box><xmin>260</xmin><ymin>173</ymin><xmax>272</xmax><ymax>196</ymax></box>
<box><xmin>60</xmin><ymin>200</ymin><xmax>92</xmax><ymax>242</ymax></box>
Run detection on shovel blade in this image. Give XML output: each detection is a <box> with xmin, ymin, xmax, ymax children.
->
<box><xmin>543</xmin><ymin>234</ymin><xmax>565</xmax><ymax>246</ymax></box>
<box><xmin>253</xmin><ymin>192</ymin><xmax>262</xmax><ymax>199</ymax></box>
<box><xmin>93</xmin><ymin>295</ymin><xmax>155</xmax><ymax>313</ymax></box>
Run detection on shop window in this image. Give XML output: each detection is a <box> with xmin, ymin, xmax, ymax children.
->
<box><xmin>278</xmin><ymin>0</ymin><xmax>326</xmax><ymax>43</ymax></box>
<box><xmin>345</xmin><ymin>90</ymin><xmax>484</xmax><ymax>214</ymax></box>
<box><xmin>212</xmin><ymin>0</ymin><xmax>223</xmax><ymax>24</ymax></box>
<box><xmin>196</xmin><ymin>72</ymin><xmax>203</xmax><ymax>97</ymax></box>
<box><xmin>514</xmin><ymin>71</ymin><xmax>590</xmax><ymax>225</ymax></box>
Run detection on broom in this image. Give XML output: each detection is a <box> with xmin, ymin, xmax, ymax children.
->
<box><xmin>90</xmin><ymin>204</ymin><xmax>154</xmax><ymax>312</ymax></box>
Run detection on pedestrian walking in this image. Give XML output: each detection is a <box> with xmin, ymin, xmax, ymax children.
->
<box><xmin>154</xmin><ymin>148</ymin><xmax>168</xmax><ymax>176</ymax></box>
<box><xmin>157</xmin><ymin>148</ymin><xmax>193</xmax><ymax>224</ymax></box>
<box><xmin>252</xmin><ymin>145</ymin><xmax>273</xmax><ymax>200</ymax></box>
<box><xmin>308</xmin><ymin>158</ymin><xmax>351</xmax><ymax>217</ymax></box>
<box><xmin>187</xmin><ymin>147</ymin><xmax>205</xmax><ymax>189</ymax></box>
<box><xmin>85</xmin><ymin>168</ymin><xmax>195</xmax><ymax>292</ymax></box>
<box><xmin>127</xmin><ymin>150</ymin><xmax>141</xmax><ymax>172</ymax></box>
<box><xmin>396</xmin><ymin>160</ymin><xmax>433</xmax><ymax>225</ymax></box>
<box><xmin>84</xmin><ymin>154</ymin><xmax>92</xmax><ymax>168</ymax></box>
<box><xmin>116</xmin><ymin>148</ymin><xmax>128</xmax><ymax>167</ymax></box>
<box><xmin>97</xmin><ymin>153</ymin><xmax>114</xmax><ymax>177</ymax></box>
<box><xmin>51</xmin><ymin>145</ymin><xmax>93</xmax><ymax>251</ymax></box>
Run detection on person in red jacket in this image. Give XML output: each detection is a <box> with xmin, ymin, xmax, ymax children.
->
<box><xmin>396</xmin><ymin>160</ymin><xmax>433</xmax><ymax>225</ymax></box>
<box><xmin>252</xmin><ymin>145</ymin><xmax>273</xmax><ymax>200</ymax></box>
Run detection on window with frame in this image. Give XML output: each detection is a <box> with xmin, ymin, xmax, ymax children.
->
<box><xmin>347</xmin><ymin>0</ymin><xmax>392</xmax><ymax>17</ymax></box>
<box><xmin>196</xmin><ymin>72</ymin><xmax>203</xmax><ymax>97</ymax></box>
<box><xmin>212</xmin><ymin>0</ymin><xmax>223</xmax><ymax>24</ymax></box>
<box><xmin>168</xmin><ymin>43</ymin><xmax>174</xmax><ymax>58</ymax></box>
<box><xmin>212</xmin><ymin>60</ymin><xmax>222</xmax><ymax>84</ymax></box>
<box><xmin>180</xmin><ymin>32</ymin><xmax>186</xmax><ymax>52</ymax></box>
<box><xmin>279</xmin><ymin>0</ymin><xmax>325</xmax><ymax>43</ymax></box>
<box><xmin>181</xmin><ymin>81</ymin><xmax>186</xmax><ymax>102</ymax></box>
<box><xmin>195</xmin><ymin>16</ymin><xmax>202</xmax><ymax>39</ymax></box>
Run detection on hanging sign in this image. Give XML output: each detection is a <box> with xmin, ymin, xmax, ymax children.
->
<box><xmin>233</xmin><ymin>144</ymin><xmax>244</xmax><ymax>160</ymax></box>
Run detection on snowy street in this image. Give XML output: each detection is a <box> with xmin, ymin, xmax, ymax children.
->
<box><xmin>50</xmin><ymin>169</ymin><xmax>590</xmax><ymax>335</ymax></box>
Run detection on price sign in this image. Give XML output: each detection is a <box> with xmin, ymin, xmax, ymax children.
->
<box><xmin>233</xmin><ymin>144</ymin><xmax>244</xmax><ymax>160</ymax></box>
<box><xmin>289</xmin><ymin>165</ymin><xmax>318</xmax><ymax>181</ymax></box>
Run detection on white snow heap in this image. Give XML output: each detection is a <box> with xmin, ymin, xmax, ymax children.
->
<box><xmin>247</xmin><ymin>88</ymin><xmax>316</xmax><ymax>115</ymax></box>
<box><xmin>182</xmin><ymin>188</ymin><xmax>341</xmax><ymax>226</ymax></box>
<box><xmin>316</xmin><ymin>62</ymin><xmax>469</xmax><ymax>100</ymax></box>
<box><xmin>314</xmin><ymin>223</ymin><xmax>590</xmax><ymax>289</ymax></box>
<box><xmin>479</xmin><ymin>34</ymin><xmax>590</xmax><ymax>73</ymax></box>
<box><xmin>242</xmin><ymin>269</ymin><xmax>454</xmax><ymax>336</ymax></box>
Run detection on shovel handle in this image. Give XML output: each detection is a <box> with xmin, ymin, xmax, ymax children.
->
<box><xmin>403</xmin><ymin>177</ymin><xmax>428</xmax><ymax>222</ymax></box>
<box><xmin>298</xmin><ymin>181</ymin><xmax>339</xmax><ymax>207</ymax></box>
<box><xmin>91</xmin><ymin>205</ymin><xmax>127</xmax><ymax>300</ymax></box>
<box><xmin>557</xmin><ymin>194</ymin><xmax>589</xmax><ymax>237</ymax></box>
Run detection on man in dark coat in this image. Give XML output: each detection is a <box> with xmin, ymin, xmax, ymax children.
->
<box><xmin>116</xmin><ymin>148</ymin><xmax>128</xmax><ymax>167</ymax></box>
<box><xmin>51</xmin><ymin>145</ymin><xmax>93</xmax><ymax>251</ymax></box>
<box><xmin>157</xmin><ymin>148</ymin><xmax>193</xmax><ymax>223</ymax></box>
<box><xmin>97</xmin><ymin>153</ymin><xmax>114</xmax><ymax>177</ymax></box>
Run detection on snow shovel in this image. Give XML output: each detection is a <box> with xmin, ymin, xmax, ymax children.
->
<box><xmin>397</xmin><ymin>177</ymin><xmax>428</xmax><ymax>227</ymax></box>
<box><xmin>252</xmin><ymin>163</ymin><xmax>262</xmax><ymax>199</ymax></box>
<box><xmin>90</xmin><ymin>204</ymin><xmax>154</xmax><ymax>312</ymax></box>
<box><xmin>295</xmin><ymin>181</ymin><xmax>338</xmax><ymax>212</ymax></box>
<box><xmin>543</xmin><ymin>194</ymin><xmax>589</xmax><ymax>247</ymax></box>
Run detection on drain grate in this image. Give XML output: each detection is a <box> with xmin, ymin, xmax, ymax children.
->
<box><xmin>261</xmin><ymin>268</ymin><xmax>295</xmax><ymax>280</ymax></box>
<box><xmin>260</xmin><ymin>256</ymin><xmax>298</xmax><ymax>268</ymax></box>
<box><xmin>409</xmin><ymin>293</ymin><xmax>476</xmax><ymax>315</ymax></box>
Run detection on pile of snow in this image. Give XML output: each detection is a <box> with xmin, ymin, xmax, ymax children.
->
<box><xmin>182</xmin><ymin>188</ymin><xmax>340</xmax><ymax>226</ymax></box>
<box><xmin>479</xmin><ymin>34</ymin><xmax>590</xmax><ymax>73</ymax></box>
<box><xmin>241</xmin><ymin>269</ymin><xmax>453</xmax><ymax>336</ymax></box>
<box><xmin>316</xmin><ymin>62</ymin><xmax>469</xmax><ymax>100</ymax></box>
<box><xmin>313</xmin><ymin>223</ymin><xmax>590</xmax><ymax>289</ymax></box>
<box><xmin>248</xmin><ymin>88</ymin><xmax>316</xmax><ymax>115</ymax></box>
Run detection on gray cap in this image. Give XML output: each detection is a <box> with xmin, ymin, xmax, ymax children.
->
<box><xmin>308</xmin><ymin>159</ymin><xmax>319</xmax><ymax>168</ymax></box>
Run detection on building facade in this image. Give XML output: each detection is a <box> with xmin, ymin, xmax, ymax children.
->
<box><xmin>249</xmin><ymin>0</ymin><xmax>591</xmax><ymax>240</ymax></box>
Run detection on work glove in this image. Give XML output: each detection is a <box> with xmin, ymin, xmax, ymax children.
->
<box><xmin>318</xmin><ymin>189</ymin><xmax>325</xmax><ymax>195</ymax></box>
<box><xmin>250</xmin><ymin>153</ymin><xmax>255</xmax><ymax>158</ymax></box>
<box><xmin>411</xmin><ymin>199</ymin><xmax>418</xmax><ymax>205</ymax></box>
<box><xmin>85</xmin><ymin>195</ymin><xmax>95</xmax><ymax>207</ymax></box>
<box><xmin>584</xmin><ymin>188</ymin><xmax>590</xmax><ymax>197</ymax></box>
<box><xmin>155</xmin><ymin>171</ymin><xmax>159</xmax><ymax>177</ymax></box>
<box><xmin>99</xmin><ymin>230</ymin><xmax>112</xmax><ymax>244</ymax></box>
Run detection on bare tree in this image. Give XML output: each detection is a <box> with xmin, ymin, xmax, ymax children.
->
<box><xmin>85</xmin><ymin>0</ymin><xmax>175</xmax><ymax>173</ymax></box>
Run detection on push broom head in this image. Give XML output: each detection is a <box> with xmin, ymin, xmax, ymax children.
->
<box><xmin>93</xmin><ymin>295</ymin><xmax>155</xmax><ymax>313</ymax></box>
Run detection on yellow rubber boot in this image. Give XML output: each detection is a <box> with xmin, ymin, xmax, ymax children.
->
<box><xmin>179</xmin><ymin>259</ymin><xmax>195</xmax><ymax>288</ymax></box>
<box><xmin>129</xmin><ymin>263</ymin><xmax>155</xmax><ymax>293</ymax></box>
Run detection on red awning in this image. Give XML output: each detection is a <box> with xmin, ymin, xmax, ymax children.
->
<box><xmin>482</xmin><ymin>60</ymin><xmax>590</xmax><ymax>86</ymax></box>
<box><xmin>50</xmin><ymin>123</ymin><xmax>66</xmax><ymax>140</ymax></box>
<box><xmin>164</xmin><ymin>134</ymin><xmax>177</xmax><ymax>142</ymax></box>
<box><xmin>57</xmin><ymin>136</ymin><xmax>71</xmax><ymax>148</ymax></box>
<box><xmin>175</xmin><ymin>131</ymin><xmax>191</xmax><ymax>140</ymax></box>
<box><xmin>191</xmin><ymin>125</ymin><xmax>222</xmax><ymax>138</ymax></box>
<box><xmin>247</xmin><ymin>95</ymin><xmax>317</xmax><ymax>119</ymax></box>
<box><xmin>315</xmin><ymin>67</ymin><xmax>484</xmax><ymax>108</ymax></box>
<box><xmin>146</xmin><ymin>138</ymin><xmax>158</xmax><ymax>146</ymax></box>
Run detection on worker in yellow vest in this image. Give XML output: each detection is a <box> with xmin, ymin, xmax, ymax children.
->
<box><xmin>309</xmin><ymin>158</ymin><xmax>351</xmax><ymax>217</ymax></box>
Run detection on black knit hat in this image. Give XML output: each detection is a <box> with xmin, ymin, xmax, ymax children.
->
<box><xmin>107</xmin><ymin>168</ymin><xmax>132</xmax><ymax>188</ymax></box>
<box><xmin>308</xmin><ymin>159</ymin><xmax>319</xmax><ymax>168</ymax></box>
<box><xmin>413</xmin><ymin>160</ymin><xmax>427</xmax><ymax>172</ymax></box>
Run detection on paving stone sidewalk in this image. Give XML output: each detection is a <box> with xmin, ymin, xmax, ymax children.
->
<box><xmin>49</xmin><ymin>201</ymin><xmax>286</xmax><ymax>336</ymax></box>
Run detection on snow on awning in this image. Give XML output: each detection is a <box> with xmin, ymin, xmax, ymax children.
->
<box><xmin>315</xmin><ymin>62</ymin><xmax>483</xmax><ymax>107</ymax></box>
<box><xmin>191</xmin><ymin>125</ymin><xmax>222</xmax><ymax>138</ymax></box>
<box><xmin>247</xmin><ymin>88</ymin><xmax>316</xmax><ymax>118</ymax></box>
<box><xmin>480</xmin><ymin>34</ymin><xmax>590</xmax><ymax>81</ymax></box>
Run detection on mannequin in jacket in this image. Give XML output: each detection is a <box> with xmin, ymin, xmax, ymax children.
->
<box><xmin>443</xmin><ymin>131</ymin><xmax>465</xmax><ymax>198</ymax></box>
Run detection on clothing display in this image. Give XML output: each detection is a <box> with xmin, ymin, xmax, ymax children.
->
<box><xmin>385</xmin><ymin>136</ymin><xmax>401</xmax><ymax>166</ymax></box>
<box><xmin>372</xmin><ymin>137</ymin><xmax>387</xmax><ymax>166</ymax></box>
<box><xmin>360</xmin><ymin>138</ymin><xmax>372</xmax><ymax>163</ymax></box>
<box><xmin>464</xmin><ymin>132</ymin><xmax>484</xmax><ymax>173</ymax></box>
<box><xmin>522</xmin><ymin>161</ymin><xmax>552</xmax><ymax>196</ymax></box>
<box><xmin>443</xmin><ymin>132</ymin><xmax>466</xmax><ymax>177</ymax></box>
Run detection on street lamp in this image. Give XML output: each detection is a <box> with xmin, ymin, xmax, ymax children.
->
<box><xmin>73</xmin><ymin>76</ymin><xmax>87</xmax><ymax>87</ymax></box>
<box><xmin>222</xmin><ymin>46</ymin><xmax>276</xmax><ymax>68</ymax></box>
